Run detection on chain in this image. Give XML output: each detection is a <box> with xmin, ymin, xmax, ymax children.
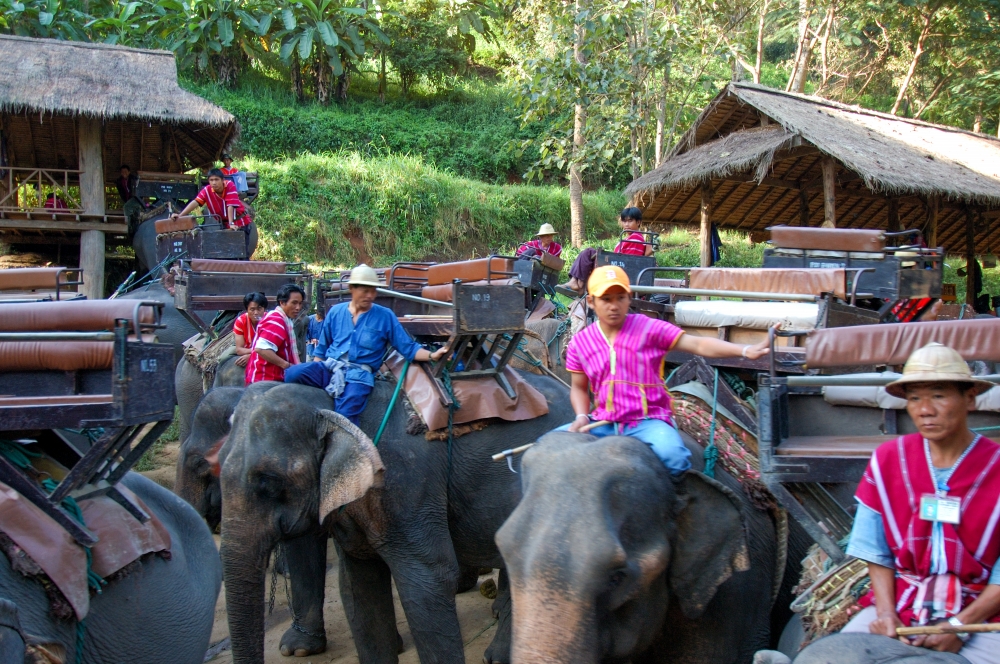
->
<box><xmin>268</xmin><ymin>542</ymin><xmax>326</xmax><ymax>641</ymax></box>
<box><xmin>267</xmin><ymin>545</ymin><xmax>279</xmax><ymax>616</ymax></box>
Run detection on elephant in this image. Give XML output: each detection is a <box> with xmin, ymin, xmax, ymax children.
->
<box><xmin>777</xmin><ymin>633</ymin><xmax>969</xmax><ymax>664</ymax></box>
<box><xmin>495</xmin><ymin>431</ymin><xmax>808</xmax><ymax>664</ymax></box>
<box><xmin>218</xmin><ymin>371</ymin><xmax>574</xmax><ymax>664</ymax></box>
<box><xmin>132</xmin><ymin>215</ymin><xmax>259</xmax><ymax>277</ymax></box>
<box><xmin>175</xmin><ymin>382</ymin><xmax>279</xmax><ymax>530</ymax></box>
<box><xmin>0</xmin><ymin>472</ymin><xmax>221</xmax><ymax>664</ymax></box>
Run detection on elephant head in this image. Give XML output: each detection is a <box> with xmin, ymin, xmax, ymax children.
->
<box><xmin>495</xmin><ymin>432</ymin><xmax>749</xmax><ymax>664</ymax></box>
<box><xmin>219</xmin><ymin>383</ymin><xmax>384</xmax><ymax>663</ymax></box>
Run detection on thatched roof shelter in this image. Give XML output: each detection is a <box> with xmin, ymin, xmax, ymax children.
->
<box><xmin>0</xmin><ymin>34</ymin><xmax>237</xmax><ymax>176</ymax></box>
<box><xmin>626</xmin><ymin>82</ymin><xmax>1000</xmax><ymax>256</ymax></box>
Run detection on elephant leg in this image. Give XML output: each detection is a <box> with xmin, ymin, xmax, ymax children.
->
<box><xmin>279</xmin><ymin>530</ymin><xmax>328</xmax><ymax>657</ymax></box>
<box><xmin>483</xmin><ymin>568</ymin><xmax>512</xmax><ymax>664</ymax></box>
<box><xmin>0</xmin><ymin>600</ymin><xmax>25</xmax><ymax>664</ymax></box>
<box><xmin>336</xmin><ymin>542</ymin><xmax>400</xmax><ymax>664</ymax></box>
<box><xmin>456</xmin><ymin>564</ymin><xmax>479</xmax><ymax>594</ymax></box>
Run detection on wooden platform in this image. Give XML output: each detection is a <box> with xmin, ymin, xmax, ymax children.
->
<box><xmin>0</xmin><ymin>211</ymin><xmax>127</xmax><ymax>234</ymax></box>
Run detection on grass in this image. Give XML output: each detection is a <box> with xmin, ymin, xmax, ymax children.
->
<box><xmin>133</xmin><ymin>409</ymin><xmax>179</xmax><ymax>473</ymax></box>
<box><xmin>247</xmin><ymin>151</ymin><xmax>625</xmax><ymax>267</ymax></box>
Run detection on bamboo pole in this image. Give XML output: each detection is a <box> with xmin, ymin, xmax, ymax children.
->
<box><xmin>821</xmin><ymin>157</ymin><xmax>836</xmax><ymax>228</ymax></box>
<box><xmin>897</xmin><ymin>623</ymin><xmax>1000</xmax><ymax>637</ymax></box>
<box><xmin>700</xmin><ymin>181</ymin><xmax>713</xmax><ymax>267</ymax></box>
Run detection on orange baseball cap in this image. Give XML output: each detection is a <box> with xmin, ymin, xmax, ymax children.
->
<box><xmin>588</xmin><ymin>264</ymin><xmax>631</xmax><ymax>297</ymax></box>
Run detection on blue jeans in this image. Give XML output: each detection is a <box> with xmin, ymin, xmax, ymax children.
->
<box><xmin>284</xmin><ymin>362</ymin><xmax>374</xmax><ymax>426</ymax></box>
<box><xmin>555</xmin><ymin>418</ymin><xmax>691</xmax><ymax>475</ymax></box>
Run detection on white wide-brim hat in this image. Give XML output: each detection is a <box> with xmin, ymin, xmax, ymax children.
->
<box><xmin>535</xmin><ymin>223</ymin><xmax>557</xmax><ymax>237</ymax></box>
<box><xmin>885</xmin><ymin>342</ymin><xmax>994</xmax><ymax>398</ymax></box>
<box><xmin>347</xmin><ymin>264</ymin><xmax>381</xmax><ymax>288</ymax></box>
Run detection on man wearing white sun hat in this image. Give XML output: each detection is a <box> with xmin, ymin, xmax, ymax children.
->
<box><xmin>284</xmin><ymin>264</ymin><xmax>447</xmax><ymax>424</ymax></box>
<box><xmin>516</xmin><ymin>223</ymin><xmax>563</xmax><ymax>258</ymax></box>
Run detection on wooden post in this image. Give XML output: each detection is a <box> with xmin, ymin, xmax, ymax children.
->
<box><xmin>887</xmin><ymin>198</ymin><xmax>899</xmax><ymax>246</ymax></box>
<box><xmin>821</xmin><ymin>157</ymin><xmax>836</xmax><ymax>228</ymax></box>
<box><xmin>928</xmin><ymin>196</ymin><xmax>938</xmax><ymax>248</ymax></box>
<box><xmin>966</xmin><ymin>207</ymin><xmax>976</xmax><ymax>307</ymax></box>
<box><xmin>78</xmin><ymin>116</ymin><xmax>105</xmax><ymax>300</ymax></box>
<box><xmin>799</xmin><ymin>189</ymin><xmax>809</xmax><ymax>226</ymax></box>
<box><xmin>700</xmin><ymin>181</ymin><xmax>713</xmax><ymax>267</ymax></box>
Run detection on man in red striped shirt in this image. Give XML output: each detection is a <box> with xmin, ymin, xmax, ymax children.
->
<box><xmin>246</xmin><ymin>284</ymin><xmax>305</xmax><ymax>384</ymax></box>
<box><xmin>170</xmin><ymin>168</ymin><xmax>255</xmax><ymax>258</ymax></box>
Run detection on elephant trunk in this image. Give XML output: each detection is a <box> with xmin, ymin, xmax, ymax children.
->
<box><xmin>221</xmin><ymin>514</ymin><xmax>274</xmax><ymax>664</ymax></box>
<box><xmin>509</xmin><ymin>579</ymin><xmax>599</xmax><ymax>664</ymax></box>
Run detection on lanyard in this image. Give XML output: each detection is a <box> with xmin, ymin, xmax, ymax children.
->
<box><xmin>597</xmin><ymin>323</ymin><xmax>617</xmax><ymax>375</ymax></box>
<box><xmin>922</xmin><ymin>435</ymin><xmax>978</xmax><ymax>495</ymax></box>
<box><xmin>922</xmin><ymin>435</ymin><xmax>978</xmax><ymax>577</ymax></box>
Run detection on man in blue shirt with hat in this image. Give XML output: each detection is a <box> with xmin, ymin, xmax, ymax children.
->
<box><xmin>284</xmin><ymin>264</ymin><xmax>447</xmax><ymax>424</ymax></box>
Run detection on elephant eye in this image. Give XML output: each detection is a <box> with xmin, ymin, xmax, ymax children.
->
<box><xmin>254</xmin><ymin>472</ymin><xmax>285</xmax><ymax>500</ymax></box>
<box><xmin>608</xmin><ymin>569</ymin><xmax>628</xmax><ymax>590</ymax></box>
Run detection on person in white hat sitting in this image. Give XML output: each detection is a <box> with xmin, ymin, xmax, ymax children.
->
<box><xmin>284</xmin><ymin>264</ymin><xmax>448</xmax><ymax>425</ymax></box>
<box><xmin>516</xmin><ymin>223</ymin><xmax>563</xmax><ymax>259</ymax></box>
<box><xmin>832</xmin><ymin>342</ymin><xmax>1000</xmax><ymax>661</ymax></box>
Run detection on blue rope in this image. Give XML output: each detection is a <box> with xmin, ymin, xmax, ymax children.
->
<box><xmin>440</xmin><ymin>367</ymin><xmax>461</xmax><ymax>475</ymax></box>
<box><xmin>374</xmin><ymin>359</ymin><xmax>411</xmax><ymax>447</ymax></box>
<box><xmin>703</xmin><ymin>369</ymin><xmax>720</xmax><ymax>478</ymax></box>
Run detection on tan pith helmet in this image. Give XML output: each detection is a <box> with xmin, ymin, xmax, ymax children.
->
<box><xmin>885</xmin><ymin>342</ymin><xmax>994</xmax><ymax>398</ymax></box>
<box><xmin>535</xmin><ymin>223</ymin><xmax>558</xmax><ymax>237</ymax></box>
<box><xmin>347</xmin><ymin>264</ymin><xmax>381</xmax><ymax>288</ymax></box>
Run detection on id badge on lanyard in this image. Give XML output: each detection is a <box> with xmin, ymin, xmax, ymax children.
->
<box><xmin>920</xmin><ymin>493</ymin><xmax>961</xmax><ymax>525</ymax></box>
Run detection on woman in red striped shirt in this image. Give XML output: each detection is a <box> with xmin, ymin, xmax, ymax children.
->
<box><xmin>233</xmin><ymin>292</ymin><xmax>268</xmax><ymax>368</ymax></box>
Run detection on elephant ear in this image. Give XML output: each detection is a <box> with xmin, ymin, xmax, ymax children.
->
<box><xmin>316</xmin><ymin>409</ymin><xmax>385</xmax><ymax>521</ymax></box>
<box><xmin>668</xmin><ymin>471</ymin><xmax>750</xmax><ymax>620</ymax></box>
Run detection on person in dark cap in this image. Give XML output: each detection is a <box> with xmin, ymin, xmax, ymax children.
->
<box><xmin>220</xmin><ymin>154</ymin><xmax>238</xmax><ymax>176</ymax></box>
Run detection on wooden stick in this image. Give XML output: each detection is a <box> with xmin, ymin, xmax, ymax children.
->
<box><xmin>491</xmin><ymin>420</ymin><xmax>611</xmax><ymax>461</ymax></box>
<box><xmin>897</xmin><ymin>623</ymin><xmax>1000</xmax><ymax>637</ymax></box>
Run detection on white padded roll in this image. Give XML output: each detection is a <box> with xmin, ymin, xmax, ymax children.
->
<box><xmin>674</xmin><ymin>301</ymin><xmax>819</xmax><ymax>331</ymax></box>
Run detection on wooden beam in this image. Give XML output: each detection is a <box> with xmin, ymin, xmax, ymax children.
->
<box><xmin>756</xmin><ymin>187</ymin><xmax>799</xmax><ymax>228</ymax></box>
<box><xmin>799</xmin><ymin>189</ymin><xmax>810</xmax><ymax>226</ymax></box>
<box><xmin>700</xmin><ymin>181</ymin><xmax>713</xmax><ymax>267</ymax></box>
<box><xmin>733</xmin><ymin>187</ymin><xmax>782</xmax><ymax>229</ymax></box>
<box><xmin>821</xmin><ymin>157</ymin><xmax>836</xmax><ymax>228</ymax></box>
<box><xmin>708</xmin><ymin>180</ymin><xmax>744</xmax><ymax>218</ymax></box>
<box><xmin>887</xmin><ymin>198</ymin><xmax>900</xmax><ymax>235</ymax></box>
<box><xmin>0</xmin><ymin>219</ymin><xmax>127</xmax><ymax>233</ymax></box>
<box><xmin>78</xmin><ymin>116</ymin><xmax>106</xmax><ymax>300</ymax></box>
<box><xmin>966</xmin><ymin>207</ymin><xmax>976</xmax><ymax>306</ymax></box>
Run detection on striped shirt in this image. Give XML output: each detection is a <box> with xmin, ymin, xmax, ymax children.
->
<box><xmin>565</xmin><ymin>314</ymin><xmax>683</xmax><ymax>425</ymax></box>
<box><xmin>517</xmin><ymin>239</ymin><xmax>563</xmax><ymax>258</ymax></box>
<box><xmin>614</xmin><ymin>232</ymin><xmax>647</xmax><ymax>256</ymax></box>
<box><xmin>195</xmin><ymin>181</ymin><xmax>247</xmax><ymax>227</ymax></box>
<box><xmin>245</xmin><ymin>309</ymin><xmax>299</xmax><ymax>383</ymax></box>
<box><xmin>232</xmin><ymin>311</ymin><xmax>257</xmax><ymax>348</ymax></box>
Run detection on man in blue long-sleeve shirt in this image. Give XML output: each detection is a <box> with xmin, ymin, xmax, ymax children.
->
<box><xmin>285</xmin><ymin>264</ymin><xmax>447</xmax><ymax>424</ymax></box>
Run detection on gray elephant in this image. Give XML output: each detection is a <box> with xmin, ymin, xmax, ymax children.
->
<box><xmin>0</xmin><ymin>473</ymin><xmax>221</xmax><ymax>663</ymax></box>
<box><xmin>783</xmin><ymin>633</ymin><xmax>969</xmax><ymax>664</ymax></box>
<box><xmin>116</xmin><ymin>282</ymin><xmax>208</xmax><ymax>366</ymax></box>
<box><xmin>218</xmin><ymin>372</ymin><xmax>574</xmax><ymax>664</ymax></box>
<box><xmin>132</xmin><ymin>215</ymin><xmax>259</xmax><ymax>277</ymax></box>
<box><xmin>495</xmin><ymin>431</ymin><xmax>807</xmax><ymax>664</ymax></box>
<box><xmin>175</xmin><ymin>382</ymin><xmax>279</xmax><ymax>530</ymax></box>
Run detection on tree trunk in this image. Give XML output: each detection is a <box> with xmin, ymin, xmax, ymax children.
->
<box><xmin>630</xmin><ymin>94</ymin><xmax>639</xmax><ymax>181</ymax></box>
<box><xmin>316</xmin><ymin>55</ymin><xmax>330</xmax><ymax>105</ymax></box>
<box><xmin>335</xmin><ymin>72</ymin><xmax>350</xmax><ymax>101</ymax></box>
<box><xmin>974</xmin><ymin>103</ymin><xmax>983</xmax><ymax>133</ymax></box>
<box><xmin>655</xmin><ymin>57</ymin><xmax>670</xmax><ymax>167</ymax></box>
<box><xmin>699</xmin><ymin>182</ymin><xmax>713</xmax><ymax>267</ymax></box>
<box><xmin>569</xmin><ymin>0</ymin><xmax>588</xmax><ymax>249</ymax></box>
<box><xmin>292</xmin><ymin>51</ymin><xmax>304</xmax><ymax>103</ymax></box>
<box><xmin>379</xmin><ymin>51</ymin><xmax>386</xmax><ymax>103</ymax></box>
<box><xmin>752</xmin><ymin>0</ymin><xmax>770</xmax><ymax>84</ymax></box>
<box><xmin>891</xmin><ymin>8</ymin><xmax>936</xmax><ymax>116</ymax></box>
<box><xmin>787</xmin><ymin>0</ymin><xmax>812</xmax><ymax>93</ymax></box>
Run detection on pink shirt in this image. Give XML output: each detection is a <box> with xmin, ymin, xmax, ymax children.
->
<box><xmin>565</xmin><ymin>314</ymin><xmax>683</xmax><ymax>425</ymax></box>
<box><xmin>517</xmin><ymin>239</ymin><xmax>563</xmax><ymax>258</ymax></box>
<box><xmin>614</xmin><ymin>232</ymin><xmax>647</xmax><ymax>256</ymax></box>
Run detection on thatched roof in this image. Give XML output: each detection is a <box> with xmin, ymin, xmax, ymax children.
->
<box><xmin>627</xmin><ymin>82</ymin><xmax>1000</xmax><ymax>254</ymax></box>
<box><xmin>0</xmin><ymin>35</ymin><xmax>238</xmax><ymax>173</ymax></box>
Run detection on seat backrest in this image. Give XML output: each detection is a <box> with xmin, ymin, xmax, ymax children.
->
<box><xmin>805</xmin><ymin>318</ymin><xmax>1000</xmax><ymax>368</ymax></box>
<box><xmin>0</xmin><ymin>341</ymin><xmax>114</xmax><ymax>371</ymax></box>
<box><xmin>188</xmin><ymin>259</ymin><xmax>287</xmax><ymax>274</ymax></box>
<box><xmin>421</xmin><ymin>278</ymin><xmax>519</xmax><ymax>303</ymax></box>
<box><xmin>0</xmin><ymin>268</ymin><xmax>74</xmax><ymax>292</ymax></box>
<box><xmin>154</xmin><ymin>216</ymin><xmax>197</xmax><ymax>234</ymax></box>
<box><xmin>425</xmin><ymin>258</ymin><xmax>515</xmax><ymax>286</ymax></box>
<box><xmin>769</xmin><ymin>226</ymin><xmax>885</xmax><ymax>252</ymax></box>
<box><xmin>0</xmin><ymin>300</ymin><xmax>157</xmax><ymax>332</ymax></box>
<box><xmin>688</xmin><ymin>268</ymin><xmax>846</xmax><ymax>300</ymax></box>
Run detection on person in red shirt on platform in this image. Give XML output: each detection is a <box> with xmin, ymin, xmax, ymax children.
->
<box><xmin>517</xmin><ymin>223</ymin><xmax>563</xmax><ymax>259</ymax></box>
<box><xmin>246</xmin><ymin>284</ymin><xmax>304</xmax><ymax>383</ymax></box>
<box><xmin>170</xmin><ymin>168</ymin><xmax>255</xmax><ymax>258</ymax></box>
<box><xmin>233</xmin><ymin>292</ymin><xmax>268</xmax><ymax>368</ymax></box>
<box><xmin>561</xmin><ymin>207</ymin><xmax>653</xmax><ymax>294</ymax></box>
<box><xmin>220</xmin><ymin>153</ymin><xmax>238</xmax><ymax>176</ymax></box>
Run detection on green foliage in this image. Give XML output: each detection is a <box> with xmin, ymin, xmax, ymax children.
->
<box><xmin>381</xmin><ymin>0</ymin><xmax>470</xmax><ymax>95</ymax></box>
<box><xmin>189</xmin><ymin>78</ymin><xmax>541</xmax><ymax>183</ymax></box>
<box><xmin>244</xmin><ymin>151</ymin><xmax>624</xmax><ymax>266</ymax></box>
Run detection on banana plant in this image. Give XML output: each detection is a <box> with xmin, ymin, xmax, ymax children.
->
<box><xmin>0</xmin><ymin>0</ymin><xmax>91</xmax><ymax>40</ymax></box>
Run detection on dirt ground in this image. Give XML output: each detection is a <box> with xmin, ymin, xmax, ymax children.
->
<box><xmin>141</xmin><ymin>441</ymin><xmax>500</xmax><ymax>664</ymax></box>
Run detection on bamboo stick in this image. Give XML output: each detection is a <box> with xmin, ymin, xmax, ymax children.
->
<box><xmin>897</xmin><ymin>623</ymin><xmax>1000</xmax><ymax>637</ymax></box>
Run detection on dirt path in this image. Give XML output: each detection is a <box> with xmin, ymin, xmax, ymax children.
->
<box><xmin>141</xmin><ymin>442</ymin><xmax>499</xmax><ymax>664</ymax></box>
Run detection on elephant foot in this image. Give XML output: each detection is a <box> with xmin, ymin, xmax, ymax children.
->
<box><xmin>482</xmin><ymin>638</ymin><xmax>509</xmax><ymax>664</ymax></box>
<box><xmin>279</xmin><ymin>624</ymin><xmax>326</xmax><ymax>657</ymax></box>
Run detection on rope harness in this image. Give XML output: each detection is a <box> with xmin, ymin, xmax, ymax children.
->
<box><xmin>702</xmin><ymin>369</ymin><xmax>721</xmax><ymax>478</ymax></box>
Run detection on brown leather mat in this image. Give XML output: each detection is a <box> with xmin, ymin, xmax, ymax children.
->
<box><xmin>426</xmin><ymin>258</ymin><xmax>515</xmax><ymax>286</ymax></box>
<box><xmin>0</xmin><ymin>394</ymin><xmax>114</xmax><ymax>406</ymax></box>
<box><xmin>769</xmin><ymin>226</ymin><xmax>885</xmax><ymax>252</ymax></box>
<box><xmin>688</xmin><ymin>267</ymin><xmax>846</xmax><ymax>300</ymax></box>
<box><xmin>383</xmin><ymin>352</ymin><xmax>548</xmax><ymax>431</ymax></box>
<box><xmin>153</xmin><ymin>216</ymin><xmax>196</xmax><ymax>234</ymax></box>
<box><xmin>0</xmin><ymin>300</ymin><xmax>155</xmax><ymax>332</ymax></box>
<box><xmin>80</xmin><ymin>484</ymin><xmax>171</xmax><ymax>578</ymax></box>
<box><xmin>774</xmin><ymin>435</ymin><xmax>892</xmax><ymax>457</ymax></box>
<box><xmin>806</xmin><ymin>318</ymin><xmax>1000</xmax><ymax>368</ymax></box>
<box><xmin>188</xmin><ymin>259</ymin><xmax>287</xmax><ymax>274</ymax></box>
<box><xmin>0</xmin><ymin>268</ymin><xmax>72</xmax><ymax>292</ymax></box>
<box><xmin>420</xmin><ymin>278</ymin><xmax>519</xmax><ymax>303</ymax></box>
<box><xmin>0</xmin><ymin>341</ymin><xmax>114</xmax><ymax>371</ymax></box>
<box><xmin>653</xmin><ymin>278</ymin><xmax>684</xmax><ymax>288</ymax></box>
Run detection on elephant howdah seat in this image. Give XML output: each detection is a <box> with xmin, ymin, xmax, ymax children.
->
<box><xmin>0</xmin><ymin>299</ymin><xmax>176</xmax><ymax>547</ymax></box>
<box><xmin>0</xmin><ymin>267</ymin><xmax>84</xmax><ymax>303</ymax></box>
<box><xmin>154</xmin><ymin>219</ymin><xmax>249</xmax><ymax>264</ymax></box>
<box><xmin>757</xmin><ymin>318</ymin><xmax>1000</xmax><ymax>562</ymax></box>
